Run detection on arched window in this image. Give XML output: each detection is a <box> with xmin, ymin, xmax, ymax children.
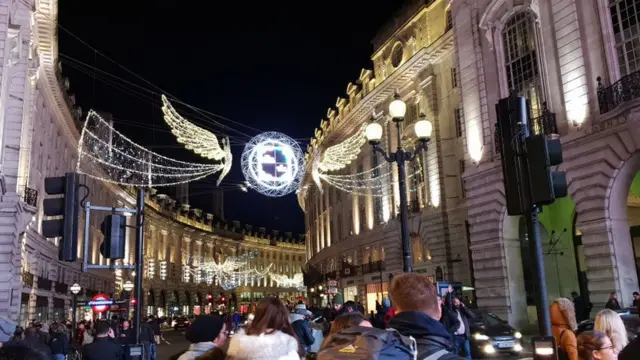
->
<box><xmin>502</xmin><ymin>12</ymin><xmax>544</xmax><ymax>117</ymax></box>
<box><xmin>609</xmin><ymin>0</ymin><xmax>640</xmax><ymax>76</ymax></box>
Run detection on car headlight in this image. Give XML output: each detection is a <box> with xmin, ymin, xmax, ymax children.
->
<box><xmin>474</xmin><ymin>333</ymin><xmax>490</xmax><ymax>341</ymax></box>
<box><xmin>483</xmin><ymin>344</ymin><xmax>496</xmax><ymax>354</ymax></box>
<box><xmin>514</xmin><ymin>331</ymin><xmax>522</xmax><ymax>339</ymax></box>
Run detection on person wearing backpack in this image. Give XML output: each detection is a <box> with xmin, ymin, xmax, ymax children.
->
<box><xmin>551</xmin><ymin>298</ymin><xmax>578</xmax><ymax>360</ymax></box>
<box><xmin>388</xmin><ymin>273</ymin><xmax>463</xmax><ymax>360</ymax></box>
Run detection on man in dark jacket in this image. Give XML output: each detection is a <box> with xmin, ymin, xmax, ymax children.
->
<box><xmin>81</xmin><ymin>321</ymin><xmax>124</xmax><ymax>360</ymax></box>
<box><xmin>290</xmin><ymin>304</ymin><xmax>315</xmax><ymax>356</ymax></box>
<box><xmin>22</xmin><ymin>327</ymin><xmax>52</xmax><ymax>359</ymax></box>
<box><xmin>388</xmin><ymin>273</ymin><xmax>464</xmax><ymax>360</ymax></box>
<box><xmin>49</xmin><ymin>324</ymin><xmax>69</xmax><ymax>360</ymax></box>
<box><xmin>450</xmin><ymin>297</ymin><xmax>475</xmax><ymax>360</ymax></box>
<box><xmin>605</xmin><ymin>292</ymin><xmax>621</xmax><ymax>310</ymax></box>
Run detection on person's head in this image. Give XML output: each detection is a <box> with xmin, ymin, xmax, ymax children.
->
<box><xmin>339</xmin><ymin>301</ymin><xmax>358</xmax><ymax>315</ymax></box>
<box><xmin>633</xmin><ymin>291</ymin><xmax>639</xmax><ymax>299</ymax></box>
<box><xmin>381</xmin><ymin>298</ymin><xmax>391</xmax><ymax>309</ymax></box>
<box><xmin>389</xmin><ymin>273</ymin><xmax>440</xmax><ymax>320</ymax></box>
<box><xmin>121</xmin><ymin>320</ymin><xmax>130</xmax><ymax>330</ymax></box>
<box><xmin>609</xmin><ymin>292</ymin><xmax>617</xmax><ymax>299</ymax></box>
<box><xmin>94</xmin><ymin>320</ymin><xmax>111</xmax><ymax>338</ymax></box>
<box><xmin>0</xmin><ymin>344</ymin><xmax>48</xmax><ymax>360</ymax></box>
<box><xmin>24</xmin><ymin>327</ymin><xmax>38</xmax><ymax>338</ymax></box>
<box><xmin>577</xmin><ymin>331</ymin><xmax>618</xmax><ymax>360</ymax></box>
<box><xmin>246</xmin><ymin>297</ymin><xmax>295</xmax><ymax>339</ymax></box>
<box><xmin>12</xmin><ymin>327</ymin><xmax>23</xmax><ymax>340</ymax></box>
<box><xmin>329</xmin><ymin>312</ymin><xmax>372</xmax><ymax>335</ymax></box>
<box><xmin>594</xmin><ymin>309</ymin><xmax>628</xmax><ymax>352</ymax></box>
<box><xmin>148</xmin><ymin>315</ymin><xmax>155</xmax><ymax>321</ymax></box>
<box><xmin>571</xmin><ymin>291</ymin><xmax>579</xmax><ymax>298</ymax></box>
<box><xmin>452</xmin><ymin>297</ymin><xmax>462</xmax><ymax>307</ymax></box>
<box><xmin>185</xmin><ymin>315</ymin><xmax>227</xmax><ymax>346</ymax></box>
<box><xmin>550</xmin><ymin>298</ymin><xmax>577</xmax><ymax>331</ymax></box>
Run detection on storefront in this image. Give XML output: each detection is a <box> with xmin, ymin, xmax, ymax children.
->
<box><xmin>365</xmin><ymin>282</ymin><xmax>389</xmax><ymax>314</ymax></box>
<box><xmin>343</xmin><ymin>286</ymin><xmax>359</xmax><ymax>303</ymax></box>
<box><xmin>157</xmin><ymin>290</ymin><xmax>167</xmax><ymax>317</ymax></box>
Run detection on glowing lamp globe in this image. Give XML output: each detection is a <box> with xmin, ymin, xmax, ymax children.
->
<box><xmin>241</xmin><ymin>132</ymin><xmax>305</xmax><ymax>197</ymax></box>
<box><xmin>70</xmin><ymin>283</ymin><xmax>81</xmax><ymax>295</ymax></box>
<box><xmin>389</xmin><ymin>93</ymin><xmax>407</xmax><ymax>119</ymax></box>
<box><xmin>123</xmin><ymin>281</ymin><xmax>134</xmax><ymax>292</ymax></box>
<box><xmin>414</xmin><ymin>118</ymin><xmax>433</xmax><ymax>140</ymax></box>
<box><xmin>365</xmin><ymin>122</ymin><xmax>383</xmax><ymax>144</ymax></box>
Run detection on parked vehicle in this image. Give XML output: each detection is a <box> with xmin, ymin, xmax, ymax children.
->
<box><xmin>469</xmin><ymin>311</ymin><xmax>524</xmax><ymax>358</ymax></box>
<box><xmin>172</xmin><ymin>316</ymin><xmax>191</xmax><ymax>330</ymax></box>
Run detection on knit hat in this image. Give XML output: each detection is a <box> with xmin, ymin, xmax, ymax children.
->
<box><xmin>185</xmin><ymin>315</ymin><xmax>225</xmax><ymax>343</ymax></box>
<box><xmin>333</xmin><ymin>293</ymin><xmax>344</xmax><ymax>306</ymax></box>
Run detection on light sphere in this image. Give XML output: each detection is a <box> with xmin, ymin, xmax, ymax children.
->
<box><xmin>70</xmin><ymin>283</ymin><xmax>81</xmax><ymax>295</ymax></box>
<box><xmin>365</xmin><ymin>122</ymin><xmax>383</xmax><ymax>143</ymax></box>
<box><xmin>241</xmin><ymin>132</ymin><xmax>305</xmax><ymax>197</ymax></box>
<box><xmin>123</xmin><ymin>280</ymin><xmax>134</xmax><ymax>292</ymax></box>
<box><xmin>414</xmin><ymin>119</ymin><xmax>433</xmax><ymax>140</ymax></box>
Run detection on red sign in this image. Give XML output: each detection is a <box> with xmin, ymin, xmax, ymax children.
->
<box><xmin>89</xmin><ymin>294</ymin><xmax>113</xmax><ymax>313</ymax></box>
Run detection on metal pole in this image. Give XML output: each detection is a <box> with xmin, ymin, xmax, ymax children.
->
<box><xmin>71</xmin><ymin>294</ymin><xmax>77</xmax><ymax>343</ymax></box>
<box><xmin>395</xmin><ymin>121</ymin><xmax>412</xmax><ymax>273</ymax></box>
<box><xmin>526</xmin><ymin>206</ymin><xmax>552</xmax><ymax>336</ymax></box>
<box><xmin>134</xmin><ymin>188</ymin><xmax>145</xmax><ymax>344</ymax></box>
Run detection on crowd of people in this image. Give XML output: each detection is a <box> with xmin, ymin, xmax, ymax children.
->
<box><xmin>2</xmin><ymin>275</ymin><xmax>640</xmax><ymax>359</ymax></box>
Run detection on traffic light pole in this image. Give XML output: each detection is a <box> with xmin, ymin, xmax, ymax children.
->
<box><xmin>134</xmin><ymin>188</ymin><xmax>145</xmax><ymax>345</ymax></box>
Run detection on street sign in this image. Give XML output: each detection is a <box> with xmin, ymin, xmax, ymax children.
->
<box><xmin>328</xmin><ymin>280</ymin><xmax>338</xmax><ymax>287</ymax></box>
<box><xmin>327</xmin><ymin>287</ymin><xmax>338</xmax><ymax>295</ymax></box>
<box><xmin>88</xmin><ymin>293</ymin><xmax>113</xmax><ymax>313</ymax></box>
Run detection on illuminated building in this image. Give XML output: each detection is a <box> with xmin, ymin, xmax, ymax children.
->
<box><xmin>452</xmin><ymin>0</ymin><xmax>640</xmax><ymax>328</ymax></box>
<box><xmin>299</xmin><ymin>0</ymin><xmax>470</xmax><ymax>312</ymax></box>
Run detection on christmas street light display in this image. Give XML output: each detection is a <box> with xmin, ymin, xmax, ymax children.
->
<box><xmin>317</xmin><ymin>123</ymin><xmax>367</xmax><ymax>172</ymax></box>
<box><xmin>268</xmin><ymin>273</ymin><xmax>306</xmax><ymax>291</ymax></box>
<box><xmin>77</xmin><ymin>111</ymin><xmax>231</xmax><ymax>187</ymax></box>
<box><xmin>241</xmin><ymin>132</ymin><xmax>304</xmax><ymax>197</ymax></box>
<box><xmin>184</xmin><ymin>251</ymin><xmax>272</xmax><ymax>291</ymax></box>
<box><xmin>161</xmin><ymin>94</ymin><xmax>226</xmax><ymax>161</ymax></box>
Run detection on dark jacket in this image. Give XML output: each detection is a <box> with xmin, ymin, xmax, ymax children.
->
<box><xmin>49</xmin><ymin>331</ymin><xmax>69</xmax><ymax>355</ymax></box>
<box><xmin>82</xmin><ymin>337</ymin><xmax>125</xmax><ymax>360</ymax></box>
<box><xmin>619</xmin><ymin>336</ymin><xmax>640</xmax><ymax>360</ymax></box>
<box><xmin>605</xmin><ymin>298</ymin><xmax>621</xmax><ymax>311</ymax></box>
<box><xmin>451</xmin><ymin>305</ymin><xmax>475</xmax><ymax>339</ymax></box>
<box><xmin>148</xmin><ymin>319</ymin><xmax>161</xmax><ymax>336</ymax></box>
<box><xmin>440</xmin><ymin>305</ymin><xmax>461</xmax><ymax>336</ymax></box>
<box><xmin>139</xmin><ymin>323</ymin><xmax>156</xmax><ymax>343</ymax></box>
<box><xmin>23</xmin><ymin>335</ymin><xmax>52</xmax><ymax>358</ymax></box>
<box><xmin>389</xmin><ymin>310</ymin><xmax>463</xmax><ymax>360</ymax></box>
<box><xmin>117</xmin><ymin>327</ymin><xmax>134</xmax><ymax>345</ymax></box>
<box><xmin>290</xmin><ymin>314</ymin><xmax>315</xmax><ymax>355</ymax></box>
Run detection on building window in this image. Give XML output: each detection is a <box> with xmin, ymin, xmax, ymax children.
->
<box><xmin>446</xmin><ymin>8</ymin><xmax>453</xmax><ymax>32</ymax></box>
<box><xmin>502</xmin><ymin>12</ymin><xmax>544</xmax><ymax>117</ymax></box>
<box><xmin>454</xmin><ymin>108</ymin><xmax>463</xmax><ymax>138</ymax></box>
<box><xmin>451</xmin><ymin>67</ymin><xmax>458</xmax><ymax>88</ymax></box>
<box><xmin>459</xmin><ymin>160</ymin><xmax>466</xmax><ymax>198</ymax></box>
<box><xmin>609</xmin><ymin>0</ymin><xmax>640</xmax><ymax>76</ymax></box>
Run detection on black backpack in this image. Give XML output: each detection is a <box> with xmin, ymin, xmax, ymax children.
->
<box><xmin>317</xmin><ymin>326</ymin><xmax>416</xmax><ymax>359</ymax></box>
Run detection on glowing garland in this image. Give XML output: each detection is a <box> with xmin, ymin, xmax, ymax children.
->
<box><xmin>76</xmin><ymin>111</ymin><xmax>231</xmax><ymax>187</ymax></box>
<box><xmin>268</xmin><ymin>273</ymin><xmax>306</xmax><ymax>291</ymax></box>
<box><xmin>185</xmin><ymin>251</ymin><xmax>272</xmax><ymax>291</ymax></box>
<box><xmin>161</xmin><ymin>95</ymin><xmax>226</xmax><ymax>161</ymax></box>
<box><xmin>317</xmin><ymin>124</ymin><xmax>367</xmax><ymax>172</ymax></box>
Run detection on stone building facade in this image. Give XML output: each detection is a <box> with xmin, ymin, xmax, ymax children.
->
<box><xmin>451</xmin><ymin>0</ymin><xmax>640</xmax><ymax>328</ymax></box>
<box><xmin>299</xmin><ymin>0</ymin><xmax>472</xmax><ymax>313</ymax></box>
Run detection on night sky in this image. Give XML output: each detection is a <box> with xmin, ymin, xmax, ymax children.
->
<box><xmin>58</xmin><ymin>0</ymin><xmax>405</xmax><ymax>236</ymax></box>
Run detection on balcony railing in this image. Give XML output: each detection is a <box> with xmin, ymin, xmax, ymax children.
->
<box><xmin>23</xmin><ymin>187</ymin><xmax>38</xmax><ymax>207</ymax></box>
<box><xmin>494</xmin><ymin>101</ymin><xmax>557</xmax><ymax>154</ymax></box>
<box><xmin>597</xmin><ymin>72</ymin><xmax>640</xmax><ymax>114</ymax></box>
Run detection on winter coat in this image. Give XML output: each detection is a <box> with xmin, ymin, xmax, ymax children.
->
<box><xmin>452</xmin><ymin>306</ymin><xmax>475</xmax><ymax>339</ymax></box>
<box><xmin>82</xmin><ymin>337</ymin><xmax>125</xmax><ymax>360</ymax></box>
<box><xmin>289</xmin><ymin>313</ymin><xmax>314</xmax><ymax>355</ymax></box>
<box><xmin>177</xmin><ymin>343</ymin><xmax>218</xmax><ymax>360</ymax></box>
<box><xmin>389</xmin><ymin>310</ymin><xmax>463</xmax><ymax>359</ymax></box>
<box><xmin>619</xmin><ymin>336</ymin><xmax>640</xmax><ymax>360</ymax></box>
<box><xmin>49</xmin><ymin>331</ymin><xmax>69</xmax><ymax>355</ymax></box>
<box><xmin>227</xmin><ymin>329</ymin><xmax>300</xmax><ymax>360</ymax></box>
<box><xmin>551</xmin><ymin>298</ymin><xmax>578</xmax><ymax>360</ymax></box>
<box><xmin>605</xmin><ymin>298</ymin><xmax>622</xmax><ymax>311</ymax></box>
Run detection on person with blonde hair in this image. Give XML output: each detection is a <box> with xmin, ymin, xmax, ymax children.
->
<box><xmin>594</xmin><ymin>309</ymin><xmax>628</xmax><ymax>353</ymax></box>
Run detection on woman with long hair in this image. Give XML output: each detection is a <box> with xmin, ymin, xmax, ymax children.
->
<box><xmin>227</xmin><ymin>297</ymin><xmax>300</xmax><ymax>360</ymax></box>
<box><xmin>328</xmin><ymin>312</ymin><xmax>372</xmax><ymax>336</ymax></box>
<box><xmin>577</xmin><ymin>331</ymin><xmax>618</xmax><ymax>360</ymax></box>
<box><xmin>594</xmin><ymin>309</ymin><xmax>628</xmax><ymax>354</ymax></box>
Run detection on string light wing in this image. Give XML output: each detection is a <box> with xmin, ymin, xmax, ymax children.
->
<box><xmin>317</xmin><ymin>123</ymin><xmax>367</xmax><ymax>172</ymax></box>
<box><xmin>217</xmin><ymin>137</ymin><xmax>233</xmax><ymax>186</ymax></box>
<box><xmin>269</xmin><ymin>273</ymin><xmax>306</xmax><ymax>291</ymax></box>
<box><xmin>161</xmin><ymin>94</ymin><xmax>226</xmax><ymax>161</ymax></box>
<box><xmin>77</xmin><ymin>110</ymin><xmax>225</xmax><ymax>187</ymax></box>
<box><xmin>242</xmin><ymin>132</ymin><xmax>305</xmax><ymax>197</ymax></box>
<box><xmin>317</xmin><ymin>162</ymin><xmax>424</xmax><ymax>197</ymax></box>
<box><xmin>185</xmin><ymin>251</ymin><xmax>272</xmax><ymax>291</ymax></box>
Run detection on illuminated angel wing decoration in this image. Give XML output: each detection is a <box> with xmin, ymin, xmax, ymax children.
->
<box><xmin>217</xmin><ymin>137</ymin><xmax>233</xmax><ymax>186</ymax></box>
<box><xmin>77</xmin><ymin>110</ymin><xmax>224</xmax><ymax>187</ymax></box>
<box><xmin>161</xmin><ymin>94</ymin><xmax>226</xmax><ymax>161</ymax></box>
<box><xmin>317</xmin><ymin>123</ymin><xmax>367</xmax><ymax>172</ymax></box>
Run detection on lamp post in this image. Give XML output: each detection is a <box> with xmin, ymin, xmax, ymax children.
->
<box><xmin>365</xmin><ymin>93</ymin><xmax>433</xmax><ymax>273</ymax></box>
<box><xmin>70</xmin><ymin>283</ymin><xmax>82</xmax><ymax>343</ymax></box>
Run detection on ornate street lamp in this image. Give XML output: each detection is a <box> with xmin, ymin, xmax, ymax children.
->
<box><xmin>70</xmin><ymin>283</ymin><xmax>82</xmax><ymax>342</ymax></box>
<box><xmin>365</xmin><ymin>92</ymin><xmax>433</xmax><ymax>273</ymax></box>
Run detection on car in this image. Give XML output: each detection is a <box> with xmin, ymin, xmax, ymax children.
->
<box><xmin>576</xmin><ymin>308</ymin><xmax>638</xmax><ymax>340</ymax></box>
<box><xmin>172</xmin><ymin>316</ymin><xmax>191</xmax><ymax>330</ymax></box>
<box><xmin>468</xmin><ymin>310</ymin><xmax>524</xmax><ymax>358</ymax></box>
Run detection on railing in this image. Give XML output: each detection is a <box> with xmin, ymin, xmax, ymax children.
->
<box><xmin>494</xmin><ymin>101</ymin><xmax>557</xmax><ymax>154</ymax></box>
<box><xmin>597</xmin><ymin>72</ymin><xmax>640</xmax><ymax>114</ymax></box>
<box><xmin>23</xmin><ymin>187</ymin><xmax>38</xmax><ymax>207</ymax></box>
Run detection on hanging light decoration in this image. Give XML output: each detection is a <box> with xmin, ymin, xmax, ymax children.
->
<box><xmin>161</xmin><ymin>94</ymin><xmax>226</xmax><ymax>161</ymax></box>
<box><xmin>184</xmin><ymin>251</ymin><xmax>272</xmax><ymax>291</ymax></box>
<box><xmin>76</xmin><ymin>111</ymin><xmax>231</xmax><ymax>187</ymax></box>
<box><xmin>317</xmin><ymin>123</ymin><xmax>367</xmax><ymax>172</ymax></box>
<box><xmin>269</xmin><ymin>273</ymin><xmax>306</xmax><ymax>291</ymax></box>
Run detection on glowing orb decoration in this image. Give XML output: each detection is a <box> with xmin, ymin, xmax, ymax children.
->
<box><xmin>241</xmin><ymin>132</ymin><xmax>304</xmax><ymax>197</ymax></box>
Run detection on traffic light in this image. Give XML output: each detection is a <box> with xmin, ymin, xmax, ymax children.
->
<box><xmin>130</xmin><ymin>298</ymin><xmax>137</xmax><ymax>305</ymax></box>
<box><xmin>221</xmin><ymin>296</ymin><xmax>225</xmax><ymax>302</ymax></box>
<box><xmin>207</xmin><ymin>293</ymin><xmax>213</xmax><ymax>300</ymax></box>
<box><xmin>99</xmin><ymin>214</ymin><xmax>126</xmax><ymax>259</ymax></box>
<box><xmin>495</xmin><ymin>96</ymin><xmax>526</xmax><ymax>215</ymax></box>
<box><xmin>42</xmin><ymin>173</ymin><xmax>80</xmax><ymax>261</ymax></box>
<box><xmin>525</xmin><ymin>135</ymin><xmax>568</xmax><ymax>206</ymax></box>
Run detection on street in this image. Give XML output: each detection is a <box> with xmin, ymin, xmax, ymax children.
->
<box><xmin>156</xmin><ymin>329</ymin><xmax>534</xmax><ymax>360</ymax></box>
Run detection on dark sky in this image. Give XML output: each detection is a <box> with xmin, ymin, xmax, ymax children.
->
<box><xmin>58</xmin><ymin>0</ymin><xmax>404</xmax><ymax>236</ymax></box>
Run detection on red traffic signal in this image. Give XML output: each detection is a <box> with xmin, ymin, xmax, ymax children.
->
<box><xmin>221</xmin><ymin>296</ymin><xmax>225</xmax><ymax>302</ymax></box>
<box><xmin>207</xmin><ymin>293</ymin><xmax>213</xmax><ymax>300</ymax></box>
<box><xmin>130</xmin><ymin>298</ymin><xmax>137</xmax><ymax>305</ymax></box>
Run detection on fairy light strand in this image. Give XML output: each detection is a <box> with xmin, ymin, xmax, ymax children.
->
<box><xmin>317</xmin><ymin>124</ymin><xmax>367</xmax><ymax>172</ymax></box>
